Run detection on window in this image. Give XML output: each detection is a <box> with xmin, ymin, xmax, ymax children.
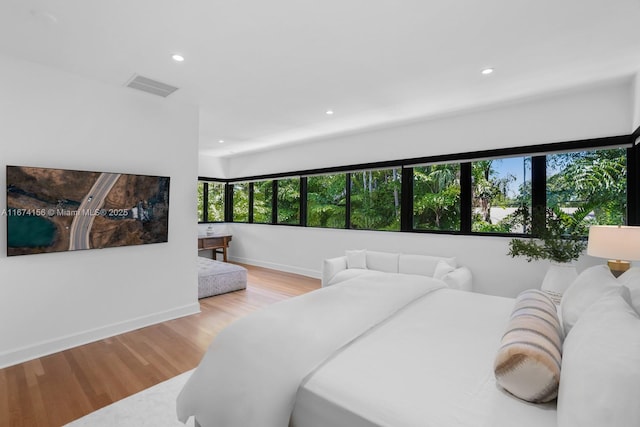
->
<box><xmin>197</xmin><ymin>181</ymin><xmax>205</xmax><ymax>221</ymax></box>
<box><xmin>197</xmin><ymin>181</ymin><xmax>225</xmax><ymax>222</ymax></box>
<box><xmin>307</xmin><ymin>174</ymin><xmax>347</xmax><ymax>228</ymax></box>
<box><xmin>413</xmin><ymin>163</ymin><xmax>461</xmax><ymax>231</ymax></box>
<box><xmin>350</xmin><ymin>168</ymin><xmax>401</xmax><ymax>231</ymax></box>
<box><xmin>232</xmin><ymin>182</ymin><xmax>250</xmax><ymax>222</ymax></box>
<box><xmin>277</xmin><ymin>177</ymin><xmax>300</xmax><ymax>224</ymax></box>
<box><xmin>547</xmin><ymin>148</ymin><xmax>627</xmax><ymax>227</ymax></box>
<box><xmin>471</xmin><ymin>157</ymin><xmax>531</xmax><ymax>233</ymax></box>
<box><xmin>253</xmin><ymin>180</ymin><xmax>273</xmax><ymax>224</ymax></box>
<box><xmin>197</xmin><ymin>136</ymin><xmax>637</xmax><ymax>234</ymax></box>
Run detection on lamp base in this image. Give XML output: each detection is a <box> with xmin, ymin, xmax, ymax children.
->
<box><xmin>607</xmin><ymin>260</ymin><xmax>630</xmax><ymax>278</ymax></box>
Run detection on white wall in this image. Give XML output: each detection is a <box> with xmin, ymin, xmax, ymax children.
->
<box><xmin>199</xmin><ymin>153</ymin><xmax>228</xmax><ymax>178</ymax></box>
<box><xmin>201</xmin><ymin>78</ymin><xmax>635</xmax><ymax>297</ymax></box>
<box><xmin>634</xmin><ymin>72</ymin><xmax>640</xmax><ymax>131</ymax></box>
<box><xmin>225</xmin><ymin>77</ymin><xmax>633</xmax><ymax>178</ymax></box>
<box><xmin>219</xmin><ymin>223</ymin><xmax>605</xmax><ymax>297</ymax></box>
<box><xmin>0</xmin><ymin>54</ymin><xmax>200</xmax><ymax>368</ymax></box>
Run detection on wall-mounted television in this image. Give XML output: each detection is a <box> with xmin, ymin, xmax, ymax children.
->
<box><xmin>6</xmin><ymin>166</ymin><xmax>170</xmax><ymax>256</ymax></box>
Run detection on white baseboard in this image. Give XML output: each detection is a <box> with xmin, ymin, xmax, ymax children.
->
<box><xmin>229</xmin><ymin>256</ymin><xmax>321</xmax><ymax>279</ymax></box>
<box><xmin>0</xmin><ymin>302</ymin><xmax>200</xmax><ymax>369</ymax></box>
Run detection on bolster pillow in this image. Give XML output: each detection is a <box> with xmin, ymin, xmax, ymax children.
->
<box><xmin>494</xmin><ymin>289</ymin><xmax>563</xmax><ymax>403</ymax></box>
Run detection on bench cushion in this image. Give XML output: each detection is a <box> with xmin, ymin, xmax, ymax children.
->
<box><xmin>197</xmin><ymin>257</ymin><xmax>247</xmax><ymax>298</ymax></box>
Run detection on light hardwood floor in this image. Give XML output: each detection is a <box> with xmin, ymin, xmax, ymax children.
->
<box><xmin>0</xmin><ymin>264</ymin><xmax>320</xmax><ymax>427</ymax></box>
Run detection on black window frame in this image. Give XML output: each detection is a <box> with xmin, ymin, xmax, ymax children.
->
<box><xmin>197</xmin><ymin>132</ymin><xmax>639</xmax><ymax>234</ymax></box>
<box><xmin>197</xmin><ymin>179</ymin><xmax>226</xmax><ymax>224</ymax></box>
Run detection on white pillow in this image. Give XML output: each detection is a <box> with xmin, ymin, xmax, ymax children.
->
<box><xmin>494</xmin><ymin>289</ymin><xmax>563</xmax><ymax>403</ymax></box>
<box><xmin>345</xmin><ymin>249</ymin><xmax>367</xmax><ymax>269</ymax></box>
<box><xmin>398</xmin><ymin>254</ymin><xmax>456</xmax><ymax>277</ymax></box>
<box><xmin>366</xmin><ymin>251</ymin><xmax>399</xmax><ymax>273</ymax></box>
<box><xmin>441</xmin><ymin>267</ymin><xmax>473</xmax><ymax>291</ymax></box>
<box><xmin>433</xmin><ymin>260</ymin><xmax>455</xmax><ymax>280</ymax></box>
<box><xmin>557</xmin><ymin>288</ymin><xmax>640</xmax><ymax>427</ymax></box>
<box><xmin>619</xmin><ymin>267</ymin><xmax>640</xmax><ymax>315</ymax></box>
<box><xmin>561</xmin><ymin>265</ymin><xmax>620</xmax><ymax>335</ymax></box>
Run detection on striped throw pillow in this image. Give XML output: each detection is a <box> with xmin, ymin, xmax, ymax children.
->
<box><xmin>494</xmin><ymin>289</ymin><xmax>563</xmax><ymax>403</ymax></box>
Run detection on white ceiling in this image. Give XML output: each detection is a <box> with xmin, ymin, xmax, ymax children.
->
<box><xmin>1</xmin><ymin>0</ymin><xmax>639</xmax><ymax>158</ymax></box>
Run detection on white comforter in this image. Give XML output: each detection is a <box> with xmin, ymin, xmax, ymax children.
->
<box><xmin>291</xmin><ymin>289</ymin><xmax>557</xmax><ymax>427</ymax></box>
<box><xmin>176</xmin><ymin>273</ymin><xmax>444</xmax><ymax>427</ymax></box>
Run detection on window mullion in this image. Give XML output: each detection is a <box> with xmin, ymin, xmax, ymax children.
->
<box><xmin>531</xmin><ymin>156</ymin><xmax>547</xmax><ymax>235</ymax></box>
<box><xmin>300</xmin><ymin>177</ymin><xmax>308</xmax><ymax>226</ymax></box>
<box><xmin>345</xmin><ymin>173</ymin><xmax>351</xmax><ymax>229</ymax></box>
<box><xmin>459</xmin><ymin>163</ymin><xmax>472</xmax><ymax>233</ymax></box>
<box><xmin>401</xmin><ymin>168</ymin><xmax>413</xmax><ymax>231</ymax></box>
<box><xmin>627</xmin><ymin>143</ymin><xmax>639</xmax><ymax>225</ymax></box>
<box><xmin>248</xmin><ymin>182</ymin><xmax>254</xmax><ymax>223</ymax></box>
<box><xmin>202</xmin><ymin>182</ymin><xmax>209</xmax><ymax>222</ymax></box>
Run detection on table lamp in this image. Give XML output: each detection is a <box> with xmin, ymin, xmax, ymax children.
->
<box><xmin>587</xmin><ymin>225</ymin><xmax>640</xmax><ymax>277</ymax></box>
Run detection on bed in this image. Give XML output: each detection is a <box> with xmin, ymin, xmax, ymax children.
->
<box><xmin>176</xmin><ymin>266</ymin><xmax>640</xmax><ymax>427</ymax></box>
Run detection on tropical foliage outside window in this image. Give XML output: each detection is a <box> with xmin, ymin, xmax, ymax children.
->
<box><xmin>350</xmin><ymin>168</ymin><xmax>401</xmax><ymax>231</ymax></box>
<box><xmin>197</xmin><ymin>181</ymin><xmax>205</xmax><ymax>221</ymax></box>
<box><xmin>472</xmin><ymin>157</ymin><xmax>531</xmax><ymax>233</ymax></box>
<box><xmin>413</xmin><ymin>163</ymin><xmax>460</xmax><ymax>231</ymax></box>
<box><xmin>196</xmin><ymin>146</ymin><xmax>632</xmax><ymax>237</ymax></box>
<box><xmin>547</xmin><ymin>148</ymin><xmax>626</xmax><ymax>226</ymax></box>
<box><xmin>197</xmin><ymin>181</ymin><xmax>224</xmax><ymax>222</ymax></box>
<box><xmin>232</xmin><ymin>182</ymin><xmax>250</xmax><ymax>222</ymax></box>
<box><xmin>253</xmin><ymin>180</ymin><xmax>273</xmax><ymax>223</ymax></box>
<box><xmin>307</xmin><ymin>174</ymin><xmax>346</xmax><ymax>228</ymax></box>
<box><xmin>277</xmin><ymin>178</ymin><xmax>300</xmax><ymax>224</ymax></box>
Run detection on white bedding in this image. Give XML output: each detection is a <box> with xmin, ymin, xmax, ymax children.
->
<box><xmin>177</xmin><ymin>276</ymin><xmax>557</xmax><ymax>427</ymax></box>
<box><xmin>291</xmin><ymin>289</ymin><xmax>557</xmax><ymax>427</ymax></box>
<box><xmin>176</xmin><ymin>273</ymin><xmax>444</xmax><ymax>427</ymax></box>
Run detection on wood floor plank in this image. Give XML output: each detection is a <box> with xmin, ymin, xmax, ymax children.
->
<box><xmin>0</xmin><ymin>264</ymin><xmax>319</xmax><ymax>426</ymax></box>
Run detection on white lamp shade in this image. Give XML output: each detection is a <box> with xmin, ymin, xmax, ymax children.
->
<box><xmin>587</xmin><ymin>225</ymin><xmax>640</xmax><ymax>261</ymax></box>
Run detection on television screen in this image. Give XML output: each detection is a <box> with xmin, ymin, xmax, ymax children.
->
<box><xmin>6</xmin><ymin>166</ymin><xmax>170</xmax><ymax>256</ymax></box>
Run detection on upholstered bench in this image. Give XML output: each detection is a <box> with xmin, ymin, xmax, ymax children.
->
<box><xmin>197</xmin><ymin>257</ymin><xmax>247</xmax><ymax>298</ymax></box>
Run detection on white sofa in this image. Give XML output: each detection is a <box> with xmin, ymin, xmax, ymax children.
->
<box><xmin>322</xmin><ymin>249</ymin><xmax>472</xmax><ymax>291</ymax></box>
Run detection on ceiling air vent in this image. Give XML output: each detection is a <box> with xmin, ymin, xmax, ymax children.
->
<box><xmin>125</xmin><ymin>74</ymin><xmax>179</xmax><ymax>97</ymax></box>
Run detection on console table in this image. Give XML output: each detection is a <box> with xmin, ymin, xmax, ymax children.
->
<box><xmin>198</xmin><ymin>235</ymin><xmax>232</xmax><ymax>262</ymax></box>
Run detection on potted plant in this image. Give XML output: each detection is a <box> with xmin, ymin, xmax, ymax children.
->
<box><xmin>506</xmin><ymin>205</ymin><xmax>593</xmax><ymax>302</ymax></box>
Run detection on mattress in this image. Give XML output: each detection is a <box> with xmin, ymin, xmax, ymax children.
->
<box><xmin>291</xmin><ymin>289</ymin><xmax>557</xmax><ymax>427</ymax></box>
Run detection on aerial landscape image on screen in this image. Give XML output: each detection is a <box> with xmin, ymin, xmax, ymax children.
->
<box><xmin>6</xmin><ymin>166</ymin><xmax>170</xmax><ymax>256</ymax></box>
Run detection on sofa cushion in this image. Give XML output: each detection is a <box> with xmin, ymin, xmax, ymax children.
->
<box><xmin>366</xmin><ymin>251</ymin><xmax>399</xmax><ymax>273</ymax></box>
<box><xmin>346</xmin><ymin>249</ymin><xmax>367</xmax><ymax>269</ymax></box>
<box><xmin>441</xmin><ymin>266</ymin><xmax>473</xmax><ymax>291</ymax></box>
<box><xmin>433</xmin><ymin>260</ymin><xmax>455</xmax><ymax>280</ymax></box>
<box><xmin>328</xmin><ymin>269</ymin><xmax>383</xmax><ymax>286</ymax></box>
<box><xmin>398</xmin><ymin>254</ymin><xmax>456</xmax><ymax>277</ymax></box>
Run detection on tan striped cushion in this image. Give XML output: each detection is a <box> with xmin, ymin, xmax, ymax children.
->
<box><xmin>494</xmin><ymin>289</ymin><xmax>563</xmax><ymax>403</ymax></box>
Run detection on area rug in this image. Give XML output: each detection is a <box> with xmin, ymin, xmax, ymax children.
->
<box><xmin>64</xmin><ymin>370</ymin><xmax>195</xmax><ymax>427</ymax></box>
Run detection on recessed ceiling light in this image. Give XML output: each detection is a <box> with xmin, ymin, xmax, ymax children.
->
<box><xmin>172</xmin><ymin>54</ymin><xmax>185</xmax><ymax>62</ymax></box>
<box><xmin>326</xmin><ymin>110</ymin><xmax>334</xmax><ymax>115</ymax></box>
<box><xmin>481</xmin><ymin>68</ymin><xmax>494</xmax><ymax>75</ymax></box>
<box><xmin>218</xmin><ymin>139</ymin><xmax>225</xmax><ymax>144</ymax></box>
